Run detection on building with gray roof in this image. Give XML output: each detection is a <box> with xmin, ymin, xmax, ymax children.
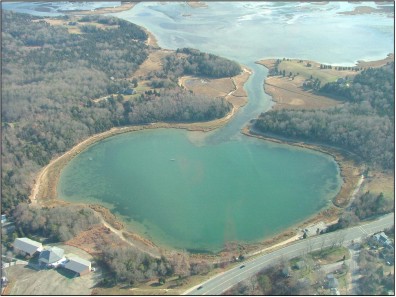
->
<box><xmin>38</xmin><ymin>247</ymin><xmax>65</xmax><ymax>265</ymax></box>
<box><xmin>64</xmin><ymin>256</ymin><xmax>91</xmax><ymax>276</ymax></box>
<box><xmin>13</xmin><ymin>238</ymin><xmax>43</xmax><ymax>256</ymax></box>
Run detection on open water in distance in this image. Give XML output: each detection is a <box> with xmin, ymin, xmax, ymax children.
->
<box><xmin>50</xmin><ymin>2</ymin><xmax>393</xmax><ymax>251</ymax></box>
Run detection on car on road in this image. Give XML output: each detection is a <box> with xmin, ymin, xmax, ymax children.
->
<box><xmin>240</xmin><ymin>265</ymin><xmax>245</xmax><ymax>269</ymax></box>
<box><xmin>197</xmin><ymin>286</ymin><xmax>203</xmax><ymax>290</ymax></box>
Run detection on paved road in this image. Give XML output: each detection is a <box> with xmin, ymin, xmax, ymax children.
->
<box><xmin>184</xmin><ymin>213</ymin><xmax>394</xmax><ymax>295</ymax></box>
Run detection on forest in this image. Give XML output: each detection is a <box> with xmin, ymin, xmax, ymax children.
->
<box><xmin>160</xmin><ymin>47</ymin><xmax>241</xmax><ymax>79</ymax></box>
<box><xmin>1</xmin><ymin>11</ymin><xmax>231</xmax><ymax>213</ymax></box>
<box><xmin>254</xmin><ymin>63</ymin><xmax>395</xmax><ymax>170</ymax></box>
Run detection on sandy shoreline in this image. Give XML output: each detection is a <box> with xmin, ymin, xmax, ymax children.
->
<box><xmin>63</xmin><ymin>2</ymin><xmax>137</xmax><ymax>15</ymax></box>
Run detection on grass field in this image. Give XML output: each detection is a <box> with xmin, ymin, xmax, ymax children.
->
<box><xmin>311</xmin><ymin>246</ymin><xmax>350</xmax><ymax>265</ymax></box>
<box><xmin>277</xmin><ymin>59</ymin><xmax>358</xmax><ymax>85</ymax></box>
<box><xmin>39</xmin><ymin>17</ymin><xmax>119</xmax><ymax>35</ymax></box>
<box><xmin>363</xmin><ymin>171</ymin><xmax>394</xmax><ymax>200</ymax></box>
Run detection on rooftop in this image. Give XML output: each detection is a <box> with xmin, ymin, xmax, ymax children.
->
<box><xmin>39</xmin><ymin>247</ymin><xmax>65</xmax><ymax>264</ymax></box>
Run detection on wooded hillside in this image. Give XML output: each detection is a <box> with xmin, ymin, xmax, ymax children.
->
<box><xmin>254</xmin><ymin>63</ymin><xmax>395</xmax><ymax>170</ymax></box>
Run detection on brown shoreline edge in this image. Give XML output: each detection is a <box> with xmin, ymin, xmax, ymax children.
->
<box><xmin>30</xmin><ymin>55</ymin><xmax>362</xmax><ymax>261</ymax></box>
<box><xmin>62</xmin><ymin>2</ymin><xmax>137</xmax><ymax>16</ymax></box>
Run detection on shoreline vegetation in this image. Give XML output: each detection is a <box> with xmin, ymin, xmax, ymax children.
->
<box><xmin>26</xmin><ymin>16</ymin><xmax>392</xmax><ymax>264</ymax></box>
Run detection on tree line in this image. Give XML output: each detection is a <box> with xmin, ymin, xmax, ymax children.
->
<box><xmin>254</xmin><ymin>63</ymin><xmax>395</xmax><ymax>170</ymax></box>
<box><xmin>161</xmin><ymin>47</ymin><xmax>241</xmax><ymax>79</ymax></box>
<box><xmin>325</xmin><ymin>191</ymin><xmax>394</xmax><ymax>233</ymax></box>
<box><xmin>11</xmin><ymin>203</ymin><xmax>100</xmax><ymax>242</ymax></box>
<box><xmin>320</xmin><ymin>63</ymin><xmax>394</xmax><ymax>118</ymax></box>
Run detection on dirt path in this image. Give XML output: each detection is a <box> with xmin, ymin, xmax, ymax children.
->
<box><xmin>248</xmin><ymin>235</ymin><xmax>300</xmax><ymax>256</ymax></box>
<box><xmin>98</xmin><ymin>217</ymin><xmax>160</xmax><ymax>259</ymax></box>
<box><xmin>346</xmin><ymin>175</ymin><xmax>365</xmax><ymax>208</ymax></box>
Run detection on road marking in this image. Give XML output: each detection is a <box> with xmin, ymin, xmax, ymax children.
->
<box><xmin>359</xmin><ymin>226</ymin><xmax>368</xmax><ymax>235</ymax></box>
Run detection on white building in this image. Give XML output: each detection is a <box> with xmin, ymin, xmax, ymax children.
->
<box><xmin>13</xmin><ymin>238</ymin><xmax>43</xmax><ymax>256</ymax></box>
<box><xmin>64</xmin><ymin>256</ymin><xmax>91</xmax><ymax>276</ymax></box>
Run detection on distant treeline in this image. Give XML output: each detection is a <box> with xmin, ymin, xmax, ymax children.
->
<box><xmin>320</xmin><ymin>64</ymin><xmax>394</xmax><ymax>118</ymax></box>
<box><xmin>161</xmin><ymin>47</ymin><xmax>241</xmax><ymax>79</ymax></box>
<box><xmin>254</xmin><ymin>63</ymin><xmax>395</xmax><ymax>170</ymax></box>
<box><xmin>1</xmin><ymin>11</ymin><xmax>231</xmax><ymax>213</ymax></box>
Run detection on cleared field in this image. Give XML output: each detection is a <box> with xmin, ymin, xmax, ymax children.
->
<box><xmin>133</xmin><ymin>49</ymin><xmax>173</xmax><ymax>79</ymax></box>
<box><xmin>257</xmin><ymin>55</ymin><xmax>394</xmax><ymax>111</ymax></box>
<box><xmin>184</xmin><ymin>76</ymin><xmax>235</xmax><ymax>98</ymax></box>
<box><xmin>257</xmin><ymin>58</ymin><xmax>358</xmax><ymax>110</ymax></box>
<box><xmin>276</xmin><ymin>59</ymin><xmax>358</xmax><ymax>85</ymax></box>
<box><xmin>311</xmin><ymin>246</ymin><xmax>350</xmax><ymax>265</ymax></box>
<box><xmin>264</xmin><ymin>76</ymin><xmax>340</xmax><ymax>110</ymax></box>
<box><xmin>363</xmin><ymin>171</ymin><xmax>394</xmax><ymax>200</ymax></box>
<box><xmin>36</xmin><ymin>17</ymin><xmax>119</xmax><ymax>35</ymax></box>
<box><xmin>179</xmin><ymin>67</ymin><xmax>250</xmax><ymax>110</ymax></box>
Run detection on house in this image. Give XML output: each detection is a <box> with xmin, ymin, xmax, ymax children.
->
<box><xmin>373</xmin><ymin>232</ymin><xmax>393</xmax><ymax>247</ymax></box>
<box><xmin>1</xmin><ymin>215</ymin><xmax>6</xmax><ymax>224</ymax></box>
<box><xmin>13</xmin><ymin>238</ymin><xmax>43</xmax><ymax>256</ymax></box>
<box><xmin>64</xmin><ymin>256</ymin><xmax>91</xmax><ymax>276</ymax></box>
<box><xmin>326</xmin><ymin>274</ymin><xmax>339</xmax><ymax>289</ymax></box>
<box><xmin>38</xmin><ymin>247</ymin><xmax>65</xmax><ymax>267</ymax></box>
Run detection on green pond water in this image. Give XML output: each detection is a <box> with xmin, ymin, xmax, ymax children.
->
<box><xmin>58</xmin><ymin>129</ymin><xmax>340</xmax><ymax>252</ymax></box>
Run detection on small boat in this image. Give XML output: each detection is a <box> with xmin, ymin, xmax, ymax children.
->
<box><xmin>170</xmin><ymin>159</ymin><xmax>176</xmax><ymax>161</ymax></box>
<box><xmin>89</xmin><ymin>157</ymin><xmax>93</xmax><ymax>161</ymax></box>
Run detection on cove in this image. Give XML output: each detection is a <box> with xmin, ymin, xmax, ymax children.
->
<box><xmin>58</xmin><ymin>128</ymin><xmax>340</xmax><ymax>252</ymax></box>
